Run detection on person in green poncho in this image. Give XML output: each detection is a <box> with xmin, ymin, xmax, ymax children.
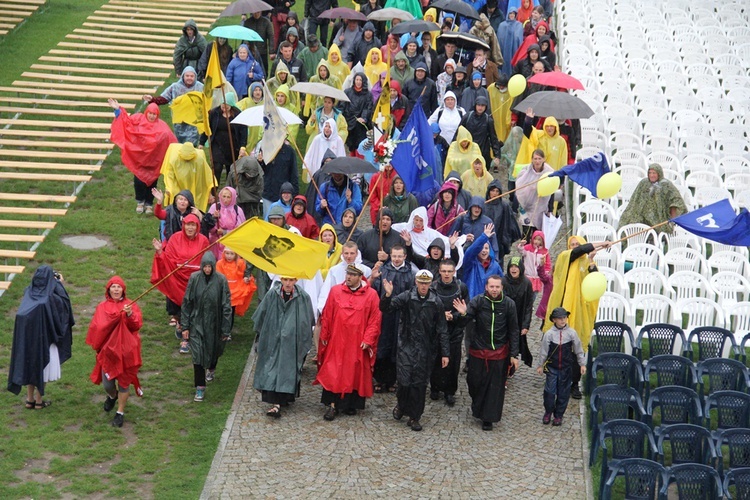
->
<box><xmin>252</xmin><ymin>277</ymin><xmax>314</xmax><ymax>418</ymax></box>
<box><xmin>385</xmin><ymin>0</ymin><xmax>424</xmax><ymax>22</ymax></box>
<box><xmin>617</xmin><ymin>163</ymin><xmax>688</xmax><ymax>234</ymax></box>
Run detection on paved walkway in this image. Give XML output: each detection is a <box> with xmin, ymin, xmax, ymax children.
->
<box><xmin>201</xmin><ymin>312</ymin><xmax>591</xmax><ymax>499</ymax></box>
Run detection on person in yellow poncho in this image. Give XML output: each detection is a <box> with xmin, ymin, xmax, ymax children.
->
<box><xmin>461</xmin><ymin>156</ymin><xmax>494</xmax><ymax>197</ymax></box>
<box><xmin>304</xmin><ymin>96</ymin><xmax>349</xmax><ymax>152</ymax></box>
<box><xmin>363</xmin><ymin>47</ymin><xmax>387</xmax><ymax>88</ymax></box>
<box><xmin>267</xmin><ymin>61</ymin><xmax>300</xmax><ymax>115</ymax></box>
<box><xmin>520</xmin><ymin>108</ymin><xmax>569</xmax><ymax>170</ymax></box>
<box><xmin>318</xmin><ymin>223</ymin><xmax>342</xmax><ymax>280</ymax></box>
<box><xmin>236</xmin><ymin>81</ymin><xmax>264</xmax><ymax>150</ymax></box>
<box><xmin>543</xmin><ymin>236</ymin><xmax>610</xmax><ymax>399</ymax></box>
<box><xmin>160</xmin><ymin>142</ymin><xmax>216</xmax><ymax>212</ymax></box>
<box><xmin>444</xmin><ymin>126</ymin><xmax>483</xmax><ymax>178</ymax></box>
<box><xmin>488</xmin><ymin>74</ymin><xmax>513</xmax><ymax>143</ymax></box>
<box><xmin>326</xmin><ymin>44</ymin><xmax>351</xmax><ymax>87</ymax></box>
<box><xmin>423</xmin><ymin>8</ymin><xmax>440</xmax><ymax>50</ymax></box>
<box><xmin>302</xmin><ymin>60</ymin><xmax>342</xmax><ymax>117</ymax></box>
<box><xmin>274</xmin><ymin>84</ymin><xmax>299</xmax><ymax>145</ymax></box>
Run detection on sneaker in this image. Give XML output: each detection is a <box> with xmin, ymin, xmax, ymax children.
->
<box><xmin>194</xmin><ymin>387</ymin><xmax>205</xmax><ymax>402</ymax></box>
<box><xmin>444</xmin><ymin>394</ymin><xmax>456</xmax><ymax>407</ymax></box>
<box><xmin>174</xmin><ymin>326</ymin><xmax>183</xmax><ymax>340</ymax></box>
<box><xmin>135</xmin><ymin>203</ymin><xmax>144</xmax><ymax>214</ymax></box>
<box><xmin>571</xmin><ymin>386</ymin><xmax>582</xmax><ymax>400</ymax></box>
<box><xmin>205</xmin><ymin>370</ymin><xmax>215</xmax><ymax>382</ymax></box>
<box><xmin>542</xmin><ymin>412</ymin><xmax>552</xmax><ymax>425</ymax></box>
<box><xmin>144</xmin><ymin>205</ymin><xmax>154</xmax><ymax>215</ymax></box>
<box><xmin>430</xmin><ymin>389</ymin><xmax>440</xmax><ymax>401</ymax></box>
<box><xmin>103</xmin><ymin>395</ymin><xmax>117</xmax><ymax>412</ymax></box>
<box><xmin>112</xmin><ymin>412</ymin><xmax>124</xmax><ymax>427</ymax></box>
<box><xmin>482</xmin><ymin>421</ymin><xmax>493</xmax><ymax>431</ymax></box>
<box><xmin>323</xmin><ymin>406</ymin><xmax>338</xmax><ymax>421</ymax></box>
<box><xmin>179</xmin><ymin>341</ymin><xmax>190</xmax><ymax>354</ymax></box>
<box><xmin>552</xmin><ymin>417</ymin><xmax>563</xmax><ymax>426</ymax></box>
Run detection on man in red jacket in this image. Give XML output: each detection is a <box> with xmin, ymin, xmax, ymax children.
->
<box><xmin>314</xmin><ymin>263</ymin><xmax>382</xmax><ymax>421</ymax></box>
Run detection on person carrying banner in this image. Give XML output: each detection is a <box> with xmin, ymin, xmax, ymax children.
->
<box><xmin>618</xmin><ymin>163</ymin><xmax>688</xmax><ymax>234</ymax></box>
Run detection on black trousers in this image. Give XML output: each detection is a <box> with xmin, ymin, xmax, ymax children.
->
<box><xmin>134</xmin><ymin>176</ymin><xmax>156</xmax><ymax>204</ymax></box>
<box><xmin>431</xmin><ymin>340</ymin><xmax>462</xmax><ymax>395</ymax></box>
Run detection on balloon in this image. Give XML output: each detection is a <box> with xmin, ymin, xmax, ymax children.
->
<box><xmin>596</xmin><ymin>172</ymin><xmax>623</xmax><ymax>199</ymax></box>
<box><xmin>581</xmin><ymin>272</ymin><xmax>607</xmax><ymax>302</ymax></box>
<box><xmin>508</xmin><ymin>74</ymin><xmax>527</xmax><ymax>97</ymax></box>
<box><xmin>537</xmin><ymin>175</ymin><xmax>561</xmax><ymax>197</ymax></box>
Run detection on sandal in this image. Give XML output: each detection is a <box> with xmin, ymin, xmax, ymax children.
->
<box><xmin>169</xmin><ymin>317</ymin><xmax>178</xmax><ymax>327</ymax></box>
<box><xmin>266</xmin><ymin>405</ymin><xmax>281</xmax><ymax>418</ymax></box>
<box><xmin>25</xmin><ymin>400</ymin><xmax>36</xmax><ymax>409</ymax></box>
<box><xmin>35</xmin><ymin>400</ymin><xmax>52</xmax><ymax>409</ymax></box>
<box><xmin>373</xmin><ymin>384</ymin><xmax>384</xmax><ymax>394</ymax></box>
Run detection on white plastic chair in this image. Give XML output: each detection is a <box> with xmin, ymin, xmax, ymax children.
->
<box><xmin>658</xmin><ymin>228</ymin><xmax>701</xmax><ymax>254</ymax></box>
<box><xmin>718</xmin><ymin>156</ymin><xmax>750</xmax><ymax>177</ymax></box>
<box><xmin>619</xmin><ymin>243</ymin><xmax>666</xmax><ymax>274</ymax></box>
<box><xmin>712</xmin><ymin>124</ymin><xmax>748</xmax><ymax>142</ymax></box>
<box><xmin>678</xmin><ymin>121</ymin><xmax>712</xmax><ymax>139</ymax></box>
<box><xmin>575</xmin><ymin>199</ymin><xmax>617</xmax><ymax>229</ymax></box>
<box><xmin>679</xmin><ymin>136</ymin><xmax>716</xmax><ymax>158</ymax></box>
<box><xmin>716</xmin><ymin>138</ymin><xmax>750</xmax><ymax>158</ymax></box>
<box><xmin>667</xmin><ymin>271</ymin><xmax>716</xmax><ymax>302</ymax></box>
<box><xmin>630</xmin><ymin>294</ymin><xmax>679</xmax><ymax>331</ymax></box>
<box><xmin>599</xmin><ymin>267</ymin><xmax>627</xmax><ymax>296</ymax></box>
<box><xmin>643</xmin><ymin>120</ymin><xmax>677</xmax><ymax>139</ymax></box>
<box><xmin>692</xmin><ymin>186</ymin><xmax>733</xmax><ymax>209</ymax></box>
<box><xmin>609</xmin><ymin>132</ymin><xmax>643</xmax><ymax>153</ymax></box>
<box><xmin>726</xmin><ymin>302</ymin><xmax>750</xmax><ymax>344</ymax></box>
<box><xmin>701</xmin><ymin>97</ymin><xmax>737</xmax><ymax>115</ymax></box>
<box><xmin>613</xmin><ymin>149</ymin><xmax>648</xmax><ymax>171</ymax></box>
<box><xmin>710</xmin><ymin>272</ymin><xmax>750</xmax><ymax>308</ymax></box>
<box><xmin>724</xmin><ymin>173</ymin><xmax>750</xmax><ymax>197</ymax></box>
<box><xmin>608</xmin><ymin>116</ymin><xmax>643</xmax><ymax>137</ymax></box>
<box><xmin>682</xmin><ymin>154</ymin><xmax>719</xmax><ymax>175</ymax></box>
<box><xmin>646</xmin><ymin>151</ymin><xmax>681</xmax><ymax>172</ymax></box>
<box><xmin>708</xmin><ymin>251</ymin><xmax>748</xmax><ymax>277</ymax></box>
<box><xmin>664</xmin><ymin>248</ymin><xmax>710</xmax><ymax>277</ymax></box>
<box><xmin>580</xmin><ymin>129</ymin><xmax>609</xmax><ymax>150</ymax></box>
<box><xmin>685</xmin><ymin>171</ymin><xmax>724</xmax><ymax>194</ymax></box>
<box><xmin>623</xmin><ymin>267</ymin><xmax>670</xmax><ymax>299</ymax></box>
<box><xmin>591</xmin><ymin>246</ymin><xmax>621</xmax><ymax>271</ymax></box>
<box><xmin>617</xmin><ymin>224</ymin><xmax>659</xmax><ymax>247</ymax></box>
<box><xmin>677</xmin><ymin>297</ymin><xmax>726</xmax><ymax>332</ymax></box>
<box><xmin>605</xmin><ymin>101</ymin><xmax>638</xmax><ymax>119</ymax></box>
<box><xmin>597</xmin><ymin>292</ymin><xmax>632</xmax><ymax>324</ymax></box>
<box><xmin>577</xmin><ymin>221</ymin><xmax>617</xmax><ymax>243</ymax></box>
<box><xmin>737</xmin><ymin>191</ymin><xmax>750</xmax><ymax>210</ymax></box>
<box><xmin>669</xmin><ymin>95</ymin><xmax>702</xmax><ymax>114</ymax></box>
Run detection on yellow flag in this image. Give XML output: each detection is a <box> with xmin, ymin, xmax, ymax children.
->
<box><xmin>204</xmin><ymin>41</ymin><xmax>225</xmax><ymax>98</ymax></box>
<box><xmin>219</xmin><ymin>218</ymin><xmax>328</xmax><ymax>279</ymax></box>
<box><xmin>373</xmin><ymin>66</ymin><xmax>391</xmax><ymax>140</ymax></box>
<box><xmin>171</xmin><ymin>91</ymin><xmax>211</xmax><ymax>136</ymax></box>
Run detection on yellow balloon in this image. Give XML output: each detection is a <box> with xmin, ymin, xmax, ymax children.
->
<box><xmin>536</xmin><ymin>175</ymin><xmax>561</xmax><ymax>197</ymax></box>
<box><xmin>508</xmin><ymin>74</ymin><xmax>527</xmax><ymax>98</ymax></box>
<box><xmin>597</xmin><ymin>172</ymin><xmax>623</xmax><ymax>199</ymax></box>
<box><xmin>581</xmin><ymin>272</ymin><xmax>607</xmax><ymax>302</ymax></box>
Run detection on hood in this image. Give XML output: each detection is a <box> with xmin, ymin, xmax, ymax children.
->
<box><xmin>468</xmin><ymin>195</ymin><xmax>485</xmax><ymax>215</ymax></box>
<box><xmin>507</xmin><ymin>8</ymin><xmax>518</xmax><ymax>20</ymax></box>
<box><xmin>455</xmin><ymin>126</ymin><xmax>474</xmax><ymax>152</ymax></box>
<box><xmin>182</xmin><ymin>213</ymin><xmax>201</xmax><ymax>235</ymax></box>
<box><xmin>353</xmin><ymin>71</ymin><xmax>369</xmax><ymax>91</ymax></box>
<box><xmin>29</xmin><ymin>266</ymin><xmax>57</xmax><ymax>299</ymax></box>
<box><xmin>443</xmin><ymin>58</ymin><xmax>456</xmax><ymax>70</ymax></box>
<box><xmin>322</xmin><ymin>148</ymin><xmax>338</xmax><ymax>166</ymax></box>
<box><xmin>145</xmin><ymin>102</ymin><xmax>160</xmax><ymax>119</ymax></box>
<box><xmin>486</xmin><ymin>179</ymin><xmax>504</xmax><ymax>200</ymax></box>
<box><xmin>424</xmin><ymin>7</ymin><xmax>438</xmax><ymax>22</ymax></box>
<box><xmin>249</xmin><ymin>81</ymin><xmax>263</xmax><ymax>98</ymax></box>
<box><xmin>469</xmin><ymin>156</ymin><xmax>488</xmax><ymax>178</ymax></box>
<box><xmin>543</xmin><ymin>116</ymin><xmax>560</xmax><ymax>137</ymax></box>
<box><xmin>316</xmin><ymin>59</ymin><xmax>332</xmax><ymax>79</ymax></box>
<box><xmin>390</xmin><ymin>79</ymin><xmax>402</xmax><ymax>97</ymax></box>
<box><xmin>269</xmin><ymin>205</ymin><xmax>287</xmax><ymax>219</ymax></box>
<box><xmin>445</xmin><ymin>170</ymin><xmax>463</xmax><ymax>189</ymax></box>
<box><xmin>366</xmin><ymin>47</ymin><xmax>383</xmax><ymax>66</ymax></box>
<box><xmin>388</xmin><ymin>175</ymin><xmax>405</xmax><ymax>197</ymax></box>
<box><xmin>413</xmin><ymin>61</ymin><xmax>429</xmax><ymax>74</ymax></box>
<box><xmin>506</xmin><ymin>255</ymin><xmax>526</xmax><ymax>281</ymax></box>
<box><xmin>173</xmin><ymin>189</ymin><xmax>196</xmax><ymax>209</ymax></box>
<box><xmin>444</xmin><ymin>90</ymin><xmax>457</xmax><ymax>102</ymax></box>
<box><xmin>328</xmin><ymin>43</ymin><xmax>344</xmax><ymax>64</ymax></box>
<box><xmin>527</xmin><ymin>43</ymin><xmax>541</xmax><ymax>55</ymax></box>
<box><xmin>292</xmin><ymin>194</ymin><xmax>307</xmax><ymax>212</ymax></box>
<box><xmin>538</xmin><ymin>34</ymin><xmax>552</xmax><ymax>48</ymax></box>
<box><xmin>530</xmin><ymin>230</ymin><xmax>547</xmax><ymax>248</ymax></box>
<box><xmin>319</xmin><ymin>223</ymin><xmax>338</xmax><ymax>246</ymax></box>
<box><xmin>182</xmin><ymin>19</ymin><xmax>199</xmax><ymax>36</ymax></box>
<box><xmin>363</xmin><ymin>21</ymin><xmax>376</xmax><ymax>34</ymax></box>
<box><xmin>378</xmin><ymin>207</ymin><xmax>394</xmax><ymax>223</ymax></box>
<box><xmin>394</xmin><ymin>51</ymin><xmax>409</xmax><ymax>63</ymax></box>
<box><xmin>427</xmin><ymin>237</ymin><xmax>446</xmax><ymax>257</ymax></box>
<box><xmin>567</xmin><ymin>235</ymin><xmax>586</xmax><ymax>249</ymax></box>
<box><xmin>279</xmin><ymin>181</ymin><xmax>294</xmax><ymax>197</ymax></box>
<box><xmin>341</xmin><ymin>207</ymin><xmax>358</xmax><ymax>226</ymax></box>
<box><xmin>648</xmin><ymin>163</ymin><xmax>664</xmax><ymax>181</ymax></box>
<box><xmin>275</xmin><ymin>83</ymin><xmax>291</xmax><ymax>103</ymax></box>
<box><xmin>106</xmin><ymin>276</ymin><xmax>127</xmax><ymax>300</ymax></box>
<box><xmin>321</xmin><ymin>117</ymin><xmax>340</xmax><ymax>141</ymax></box>
<box><xmin>406</xmin><ymin>206</ymin><xmax>428</xmax><ymax>230</ymax></box>
<box><xmin>219</xmin><ymin>186</ymin><xmax>238</xmax><ymax>207</ymax></box>
<box><xmin>181</xmin><ymin>66</ymin><xmax>197</xmax><ymax>85</ymax></box>
<box><xmin>437</xmin><ymin>180</ymin><xmax>458</xmax><ymax>200</ymax></box>
<box><xmin>287</xmin><ymin>26</ymin><xmax>299</xmax><ymax>38</ymax></box>
<box><xmin>200</xmin><ymin>251</ymin><xmax>216</xmax><ymax>275</ymax></box>
<box><xmin>536</xmin><ymin>21</ymin><xmax>550</xmax><ymax>36</ymax></box>
<box><xmin>476</xmin><ymin>13</ymin><xmax>492</xmax><ymax>31</ymax></box>
<box><xmin>275</xmin><ymin>60</ymin><xmax>290</xmax><ymax>80</ymax></box>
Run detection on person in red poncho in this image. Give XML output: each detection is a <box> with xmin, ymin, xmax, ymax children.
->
<box><xmin>108</xmin><ymin>98</ymin><xmax>177</xmax><ymax>215</ymax></box>
<box><xmin>85</xmin><ymin>276</ymin><xmax>143</xmax><ymax>428</ymax></box>
<box><xmin>151</xmin><ymin>213</ymin><xmax>209</xmax><ymax>349</ymax></box>
<box><xmin>314</xmin><ymin>263</ymin><xmax>382</xmax><ymax>421</ymax></box>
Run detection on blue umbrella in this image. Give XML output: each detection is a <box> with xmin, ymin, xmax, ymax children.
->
<box><xmin>209</xmin><ymin>25</ymin><xmax>262</xmax><ymax>42</ymax></box>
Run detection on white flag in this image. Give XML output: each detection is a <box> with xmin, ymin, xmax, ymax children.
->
<box><xmin>259</xmin><ymin>81</ymin><xmax>288</xmax><ymax>163</ymax></box>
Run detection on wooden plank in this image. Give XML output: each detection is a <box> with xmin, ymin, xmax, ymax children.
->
<box><xmin>48</xmin><ymin>49</ymin><xmax>170</xmax><ymax>63</ymax></box>
<box><xmin>0</xmin><ymin>106</ymin><xmax>115</xmax><ymax>118</ymax></box>
<box><xmin>0</xmin><ymin>220</ymin><xmax>56</xmax><ymax>230</ymax></box>
<box><xmin>0</xmin><ymin>86</ymin><xmax>148</xmax><ymax>101</ymax></box>
<box><xmin>0</xmin><ymin>234</ymin><xmax>44</xmax><ymax>243</ymax></box>
<box><xmin>73</xmin><ymin>28</ymin><xmax>177</xmax><ymax>43</ymax></box>
<box><xmin>0</xmin><ymin>265</ymin><xmax>26</xmax><ymax>273</ymax></box>
<box><xmin>0</xmin><ymin>193</ymin><xmax>77</xmax><ymax>203</ymax></box>
<box><xmin>0</xmin><ymin>150</ymin><xmax>105</xmax><ymax>160</ymax></box>
<box><xmin>0</xmin><ymin>138</ymin><xmax>111</xmax><ymax>149</ymax></box>
<box><xmin>87</xmin><ymin>15</ymin><xmax>211</xmax><ymax>30</ymax></box>
<box><xmin>0</xmin><ymin>96</ymin><xmax>134</xmax><ymax>109</ymax></box>
<box><xmin>23</xmin><ymin>71</ymin><xmax>163</xmax><ymax>86</ymax></box>
<box><xmin>0</xmin><ymin>249</ymin><xmax>36</xmax><ymax>259</ymax></box>
<box><xmin>30</xmin><ymin>64</ymin><xmax>169</xmax><ymax>78</ymax></box>
<box><xmin>2</xmin><ymin>4</ymin><xmax>39</xmax><ymax>11</ymax></box>
<box><xmin>12</xmin><ymin>80</ymin><xmax>157</xmax><ymax>94</ymax></box>
<box><xmin>0</xmin><ymin>17</ymin><xmax>24</xmax><ymax>23</ymax></box>
<box><xmin>109</xmin><ymin>0</ymin><xmax>226</xmax><ymax>9</ymax></box>
<box><xmin>38</xmin><ymin>56</ymin><xmax>173</xmax><ymax>70</ymax></box>
<box><xmin>58</xmin><ymin>41</ymin><xmax>172</xmax><ymax>56</ymax></box>
<box><xmin>0</xmin><ymin>172</ymin><xmax>91</xmax><ymax>182</ymax></box>
<box><xmin>99</xmin><ymin>5</ymin><xmax>217</xmax><ymax>22</ymax></box>
<box><xmin>66</xmin><ymin>33</ymin><xmax>175</xmax><ymax>48</ymax></box>
<box><xmin>0</xmin><ymin>118</ymin><xmax>110</xmax><ymax>129</ymax></box>
<box><xmin>3</xmin><ymin>0</ymin><xmax>46</xmax><ymax>4</ymax></box>
<box><xmin>0</xmin><ymin>281</ymin><xmax>10</xmax><ymax>290</ymax></box>
<box><xmin>0</xmin><ymin>31</ymin><xmax>9</xmax><ymax>36</ymax></box>
<box><xmin>0</xmin><ymin>160</ymin><xmax>102</xmax><ymax>171</ymax></box>
<box><xmin>82</xmin><ymin>22</ymin><xmax>181</xmax><ymax>37</ymax></box>
<box><xmin>0</xmin><ymin>24</ymin><xmax>16</xmax><ymax>29</ymax></box>
<box><xmin>1</xmin><ymin>9</ymin><xmax>35</xmax><ymax>17</ymax></box>
<box><xmin>0</xmin><ymin>129</ymin><xmax>110</xmax><ymax>139</ymax></box>
<box><xmin>0</xmin><ymin>207</ymin><xmax>67</xmax><ymax>216</ymax></box>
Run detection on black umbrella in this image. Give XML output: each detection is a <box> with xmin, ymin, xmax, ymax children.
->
<box><xmin>219</xmin><ymin>0</ymin><xmax>273</xmax><ymax>17</ymax></box>
<box><xmin>390</xmin><ymin>20</ymin><xmax>441</xmax><ymax>36</ymax></box>
<box><xmin>321</xmin><ymin>157</ymin><xmax>378</xmax><ymax>175</ymax></box>
<box><xmin>513</xmin><ymin>91</ymin><xmax>595</xmax><ymax>120</ymax></box>
<box><xmin>437</xmin><ymin>32</ymin><xmax>490</xmax><ymax>51</ymax></box>
<box><xmin>430</xmin><ymin>0</ymin><xmax>480</xmax><ymax>20</ymax></box>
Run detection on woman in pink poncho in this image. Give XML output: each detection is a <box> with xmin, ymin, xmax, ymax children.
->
<box><xmin>207</xmin><ymin>187</ymin><xmax>246</xmax><ymax>259</ymax></box>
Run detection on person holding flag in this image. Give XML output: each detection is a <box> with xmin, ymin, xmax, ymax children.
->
<box><xmin>142</xmin><ymin>67</ymin><xmax>204</xmax><ymax>145</ymax></box>
<box><xmin>618</xmin><ymin>163</ymin><xmax>688</xmax><ymax>235</ymax></box>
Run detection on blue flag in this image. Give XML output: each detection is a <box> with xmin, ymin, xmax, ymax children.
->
<box><xmin>391</xmin><ymin>100</ymin><xmax>440</xmax><ymax>206</ymax></box>
<box><xmin>671</xmin><ymin>199</ymin><xmax>750</xmax><ymax>246</ymax></box>
<box><xmin>549</xmin><ymin>153</ymin><xmax>610</xmax><ymax>197</ymax></box>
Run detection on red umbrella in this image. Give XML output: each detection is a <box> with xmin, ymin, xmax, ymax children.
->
<box><xmin>319</xmin><ymin>7</ymin><xmax>367</xmax><ymax>21</ymax></box>
<box><xmin>528</xmin><ymin>72</ymin><xmax>585</xmax><ymax>91</ymax></box>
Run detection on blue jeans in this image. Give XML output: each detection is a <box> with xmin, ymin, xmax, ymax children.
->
<box><xmin>544</xmin><ymin>366</ymin><xmax>572</xmax><ymax>419</ymax></box>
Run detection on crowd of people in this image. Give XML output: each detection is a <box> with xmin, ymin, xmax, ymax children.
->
<box><xmin>8</xmin><ymin>1</ymin><xmax>692</xmax><ymax>434</ymax></box>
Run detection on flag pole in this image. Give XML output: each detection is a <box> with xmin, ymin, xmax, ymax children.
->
<box><xmin>346</xmin><ymin>173</ymin><xmax>381</xmax><ymax>244</ymax></box>
<box><xmin>609</xmin><ymin>221</ymin><xmax>671</xmax><ymax>246</ymax></box>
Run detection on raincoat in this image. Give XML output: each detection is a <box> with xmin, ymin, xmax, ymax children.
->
<box><xmin>208</xmin><ymin>186</ymin><xmax>246</xmax><ymax>259</ymax></box>
<box><xmin>173</xmin><ymin>19</ymin><xmax>206</xmax><ymax>75</ymax></box>
<box><xmin>460</xmin><ymin>156</ymin><xmax>494</xmax><ymax>197</ymax></box>
<box><xmin>368</xmin><ymin>167</ymin><xmax>398</xmax><ymax>225</ymax></box>
<box><xmin>364</xmin><ymin>48</ymin><xmax>388</xmax><ymax>88</ymax></box>
<box><xmin>215</xmin><ymin>255</ymin><xmax>255</xmax><ymax>316</ymax></box>
<box><xmin>497</xmin><ymin>9</ymin><xmax>525</xmax><ymax>77</ymax></box>
<box><xmin>160</xmin><ymin>142</ymin><xmax>216</xmax><ymax>212</ymax></box>
<box><xmin>304</xmin><ymin>118</ymin><xmax>346</xmax><ymax>179</ymax></box>
<box><xmin>285</xmin><ymin>195</ymin><xmax>320</xmax><ymax>239</ymax></box>
<box><xmin>518</xmin><ymin>229</ymin><xmax>550</xmax><ymax>292</ymax></box>
<box><xmin>524</xmin><ymin>116</ymin><xmax>568</xmax><ymax>170</ymax></box>
<box><xmin>326</xmin><ymin>44</ymin><xmax>351</xmax><ymax>85</ymax></box>
<box><xmin>488</xmin><ymin>83</ymin><xmax>513</xmax><ymax>143</ymax></box>
<box><xmin>267</xmin><ymin>61</ymin><xmax>300</xmax><ymax>113</ymax></box>
<box><xmin>389</xmin><ymin>51</ymin><xmax>414</xmax><ymax>88</ymax></box>
<box><xmin>618</xmin><ymin>163</ymin><xmax>688</xmax><ymax>234</ymax></box>
<box><xmin>225</xmin><ymin>45</ymin><xmax>264</xmax><ymax>99</ymax></box>
<box><xmin>382</xmin><ymin>176</ymin><xmax>419</xmax><ymax>224</ymax></box>
<box><xmin>302</xmin><ymin>60</ymin><xmax>343</xmax><ymax>116</ymax></box>
<box><xmin>318</xmin><ymin>223</ymin><xmax>343</xmax><ymax>279</ymax></box>
<box><xmin>461</xmin><ymin>233</ymin><xmax>503</xmax><ymax>298</ymax></box>
<box><xmin>515</xmin><ymin>160</ymin><xmax>554</xmax><ymax>229</ymax></box>
<box><xmin>444</xmin><ymin>126</ymin><xmax>483</xmax><ymax>178</ymax></box>
<box><xmin>427</xmin><ymin>181</ymin><xmax>465</xmax><ymax>236</ymax></box>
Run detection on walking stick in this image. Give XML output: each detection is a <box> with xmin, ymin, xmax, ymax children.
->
<box><xmin>345</xmin><ymin>173</ymin><xmax>382</xmax><ymax>243</ymax></box>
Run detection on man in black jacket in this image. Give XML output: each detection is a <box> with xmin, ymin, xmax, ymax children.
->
<box><xmin>243</xmin><ymin>12</ymin><xmax>274</xmax><ymax>71</ymax></box>
<box><xmin>458</xmin><ymin>96</ymin><xmax>503</xmax><ymax>170</ymax></box>
<box><xmin>348</xmin><ymin>21</ymin><xmax>381</xmax><ymax>67</ymax></box>
<box><xmin>305</xmin><ymin>0</ymin><xmax>338</xmax><ymax>48</ymax></box>
<box><xmin>403</xmin><ymin>62</ymin><xmax>438</xmax><ymax>117</ymax></box>
<box><xmin>356</xmin><ymin>208</ymin><xmax>405</xmax><ymax>269</ymax></box>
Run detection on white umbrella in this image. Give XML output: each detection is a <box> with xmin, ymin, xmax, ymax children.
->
<box><xmin>231</xmin><ymin>105</ymin><xmax>303</xmax><ymax>127</ymax></box>
<box><xmin>366</xmin><ymin>7</ymin><xmax>414</xmax><ymax>21</ymax></box>
<box><xmin>290</xmin><ymin>82</ymin><xmax>350</xmax><ymax>102</ymax></box>
<box><xmin>542</xmin><ymin>213</ymin><xmax>563</xmax><ymax>248</ymax></box>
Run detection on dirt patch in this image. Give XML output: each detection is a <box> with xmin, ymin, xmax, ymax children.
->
<box><xmin>14</xmin><ymin>452</ymin><xmax>56</xmax><ymax>484</ymax></box>
<box><xmin>60</xmin><ymin>235</ymin><xmax>110</xmax><ymax>250</ymax></box>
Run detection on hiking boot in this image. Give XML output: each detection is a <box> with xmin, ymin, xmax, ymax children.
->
<box><xmin>205</xmin><ymin>370</ymin><xmax>215</xmax><ymax>382</ymax></box>
<box><xmin>571</xmin><ymin>386</ymin><xmax>582</xmax><ymax>400</ymax></box>
<box><xmin>410</xmin><ymin>420</ymin><xmax>422</xmax><ymax>431</ymax></box>
<box><xmin>445</xmin><ymin>394</ymin><xmax>456</xmax><ymax>407</ymax></box>
<box><xmin>323</xmin><ymin>406</ymin><xmax>338</xmax><ymax>421</ymax></box>
<box><xmin>103</xmin><ymin>395</ymin><xmax>117</xmax><ymax>412</ymax></box>
<box><xmin>430</xmin><ymin>389</ymin><xmax>440</xmax><ymax>400</ymax></box>
<box><xmin>112</xmin><ymin>412</ymin><xmax>124</xmax><ymax>428</ymax></box>
<box><xmin>542</xmin><ymin>412</ymin><xmax>552</xmax><ymax>425</ymax></box>
<box><xmin>179</xmin><ymin>341</ymin><xmax>190</xmax><ymax>354</ymax></box>
<box><xmin>482</xmin><ymin>421</ymin><xmax>493</xmax><ymax>431</ymax></box>
<box><xmin>392</xmin><ymin>405</ymin><xmax>404</xmax><ymax>420</ymax></box>
<box><xmin>194</xmin><ymin>387</ymin><xmax>205</xmax><ymax>402</ymax></box>
<box><xmin>552</xmin><ymin>417</ymin><xmax>563</xmax><ymax>426</ymax></box>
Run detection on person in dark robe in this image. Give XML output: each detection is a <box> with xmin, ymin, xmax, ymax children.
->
<box><xmin>369</xmin><ymin>245</ymin><xmax>415</xmax><ymax>394</ymax></box>
<box><xmin>501</xmin><ymin>256</ymin><xmax>534</xmax><ymax>384</ymax></box>
<box><xmin>7</xmin><ymin>267</ymin><xmax>74</xmax><ymax>409</ymax></box>
<box><xmin>305</xmin><ymin>149</ymin><xmax>336</xmax><ymax>225</ymax></box>
<box><xmin>381</xmin><ymin>270</ymin><xmax>449</xmax><ymax>431</ymax></box>
<box><xmin>85</xmin><ymin>276</ymin><xmax>143</xmax><ymax>428</ymax></box>
<box><xmin>314</xmin><ymin>264</ymin><xmax>382</xmax><ymax>420</ymax></box>
<box><xmin>453</xmin><ymin>275</ymin><xmax>519</xmax><ymax>431</ymax></box>
<box><xmin>252</xmin><ymin>277</ymin><xmax>314</xmax><ymax>418</ymax></box>
<box><xmin>483</xmin><ymin>179</ymin><xmax>521</xmax><ymax>270</ymax></box>
<box><xmin>356</xmin><ymin>208</ymin><xmax>406</xmax><ymax>268</ymax></box>
<box><xmin>199</xmin><ymin>95</ymin><xmax>248</xmax><ymax>185</ymax></box>
<box><xmin>181</xmin><ymin>252</ymin><xmax>232</xmax><ymax>403</ymax></box>
<box><xmin>430</xmin><ymin>259</ymin><xmax>469</xmax><ymax>406</ymax></box>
